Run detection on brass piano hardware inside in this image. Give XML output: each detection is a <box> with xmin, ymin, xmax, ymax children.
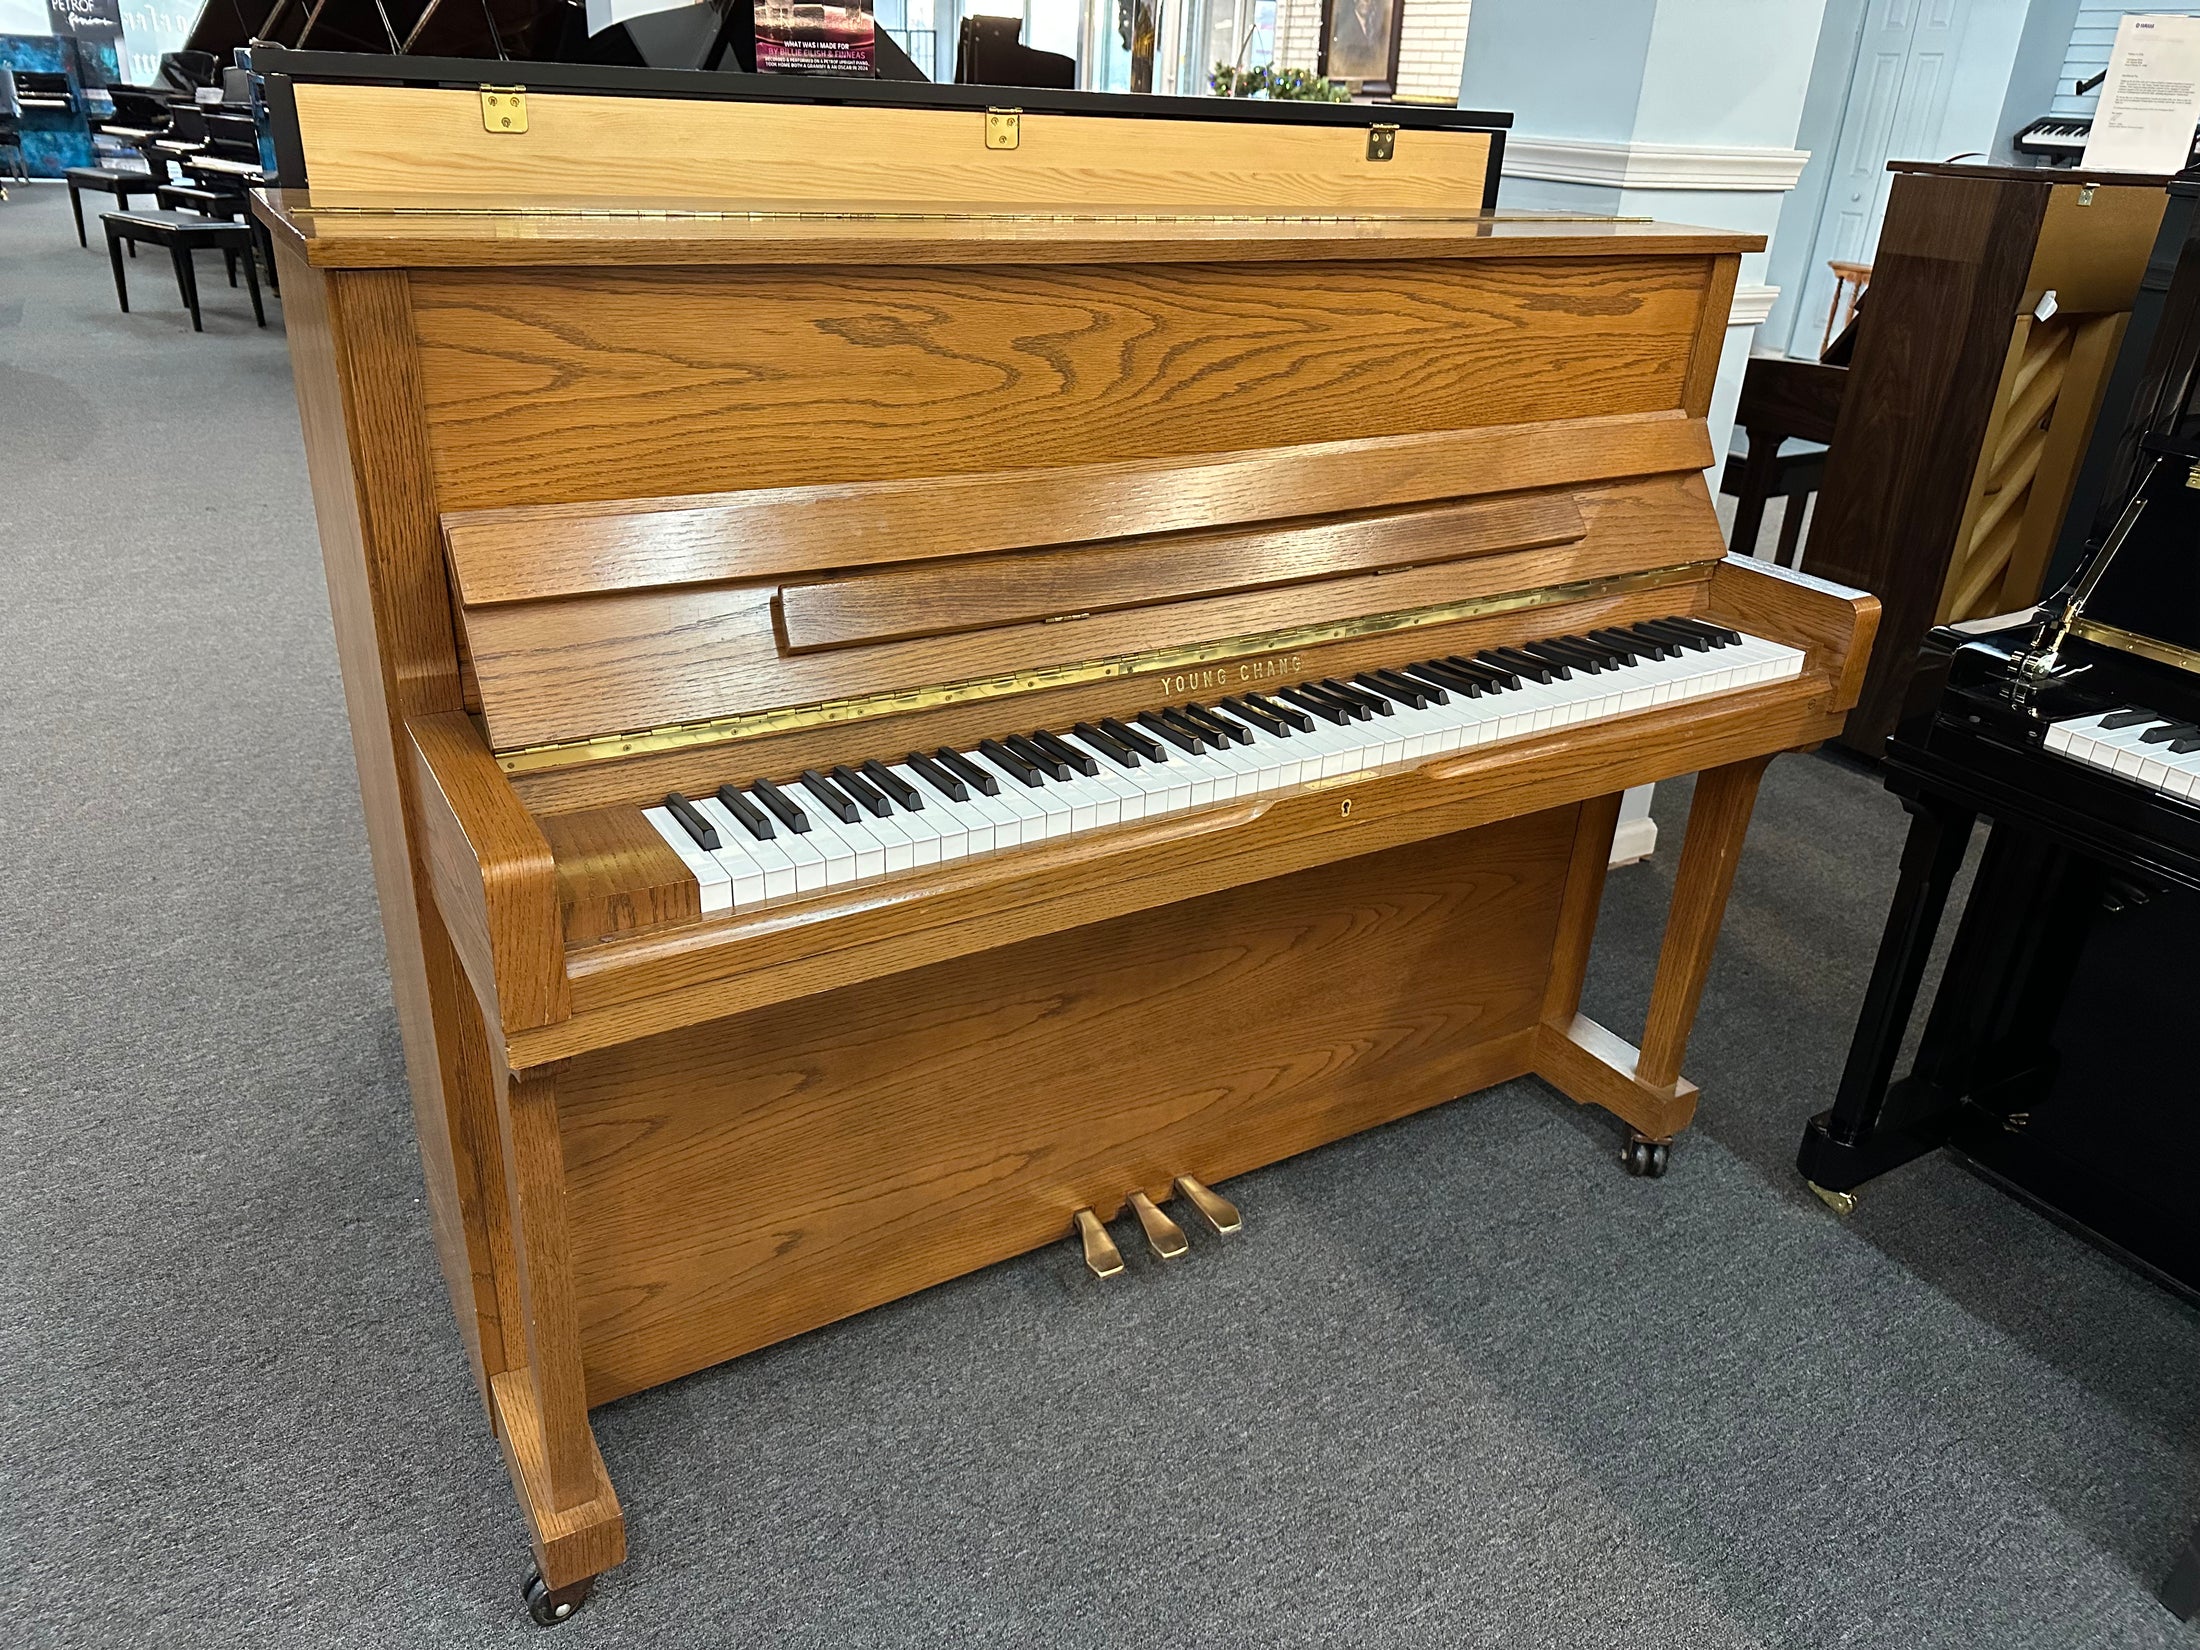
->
<box><xmin>492</xmin><ymin>559</ymin><xmax>1704</xmax><ymax>775</ymax></box>
<box><xmin>2068</xmin><ymin>615</ymin><xmax>2200</xmax><ymax>675</ymax></box>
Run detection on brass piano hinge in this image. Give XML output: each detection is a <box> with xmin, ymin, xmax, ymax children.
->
<box><xmin>1367</xmin><ymin>124</ymin><xmax>1398</xmax><ymax>162</ymax></box>
<box><xmin>491</xmin><ymin>560</ymin><xmax>1703</xmax><ymax>776</ymax></box>
<box><xmin>985</xmin><ymin>108</ymin><xmax>1021</xmax><ymax>150</ymax></box>
<box><xmin>480</xmin><ymin>86</ymin><xmax>527</xmax><ymax>134</ymax></box>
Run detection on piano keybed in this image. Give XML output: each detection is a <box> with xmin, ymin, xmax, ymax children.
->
<box><xmin>631</xmin><ymin>618</ymin><xmax>1804</xmax><ymax>925</ymax></box>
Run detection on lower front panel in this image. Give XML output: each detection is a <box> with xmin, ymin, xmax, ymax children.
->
<box><xmin>558</xmin><ymin>804</ymin><xmax>1579</xmax><ymax>1404</ymax></box>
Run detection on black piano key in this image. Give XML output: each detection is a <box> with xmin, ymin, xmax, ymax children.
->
<box><xmin>1296</xmin><ymin>682</ymin><xmax>1366</xmax><ymax>723</ymax></box>
<box><xmin>2172</xmin><ymin>738</ymin><xmax>2200</xmax><ymax>755</ymax></box>
<box><xmin>2139</xmin><ymin>721</ymin><xmax>2200</xmax><ymax>745</ymax></box>
<box><xmin>1669</xmin><ymin>615</ymin><xmax>1743</xmax><ymax>648</ymax></box>
<box><xmin>1101</xmin><ymin>717</ymin><xmax>1167</xmax><ymax>760</ymax></box>
<box><xmin>663</xmin><ymin>791</ymin><xmax>720</xmax><ymax>850</ymax></box>
<box><xmin>1324</xmin><ymin>677</ymin><xmax>1394</xmax><ymax>716</ymax></box>
<box><xmin>1183</xmin><ymin>703</ymin><xmax>1254</xmax><ymax>746</ymax></box>
<box><xmin>799</xmin><ymin>770</ymin><xmax>861</xmax><ymax>824</ymax></box>
<box><xmin>1406</xmin><ymin>660</ymin><xmax>1485</xmax><ymax>697</ymax></box>
<box><xmin>903</xmin><ymin>750</ymin><xmax>966</xmax><ymax>803</ymax></box>
<box><xmin>1468</xmin><ymin>653</ymin><xmax>1524</xmax><ymax>690</ymax></box>
<box><xmin>751</xmin><ymin>776</ymin><xmax>812</xmax><ymax>833</ymax></box>
<box><xmin>979</xmin><ymin>738</ymin><xmax>1047</xmax><ymax>785</ymax></box>
<box><xmin>1074</xmin><ymin>722</ymin><xmax>1141</xmax><ymax>767</ymax></box>
<box><xmin>1243</xmin><ymin>691</ymin><xmax>1314</xmax><ymax>732</ymax></box>
<box><xmin>1372</xmin><ymin>667</ymin><xmax>1443</xmax><ymax>705</ymax></box>
<box><xmin>935</xmin><ymin>746</ymin><xmax>1002</xmax><ymax>797</ymax></box>
<box><xmin>1356</xmin><ymin>670</ymin><xmax>1424</xmax><ymax>709</ymax></box>
<box><xmin>1585</xmin><ymin>628</ymin><xmax>1649</xmax><ymax>663</ymax></box>
<box><xmin>1137</xmin><ymin>710</ymin><xmax>1206</xmax><ymax>753</ymax></box>
<box><xmin>1635</xmin><ymin>617</ymin><xmax>1711</xmax><ymax>653</ymax></box>
<box><xmin>1157</xmin><ymin>709</ymin><xmax>1218</xmax><ymax>751</ymax></box>
<box><xmin>1619</xmin><ymin>624</ymin><xmax>1682</xmax><ymax>660</ymax></box>
<box><xmin>1487</xmin><ymin>647</ymin><xmax>1555</xmax><ymax>684</ymax></box>
<box><xmin>2100</xmin><ymin>707</ymin><xmax>2160</xmax><ymax>730</ymax></box>
<box><xmin>1516</xmin><ymin>642</ymin><xmax>1578</xmax><ymax>679</ymax></box>
<box><xmin>831</xmin><ymin>764</ymin><xmax>893</xmax><ymax>817</ymax></box>
<box><xmin>861</xmin><ymin>759</ymin><xmax>924</xmax><ymax>810</ymax></box>
<box><xmin>1537</xmin><ymin>638</ymin><xmax>1610</xmax><ymax>673</ymax></box>
<box><xmin>1031</xmin><ymin>729</ymin><xmax>1099</xmax><ymax>775</ymax></box>
<box><xmin>1219</xmin><ymin>695</ymin><xmax>1289</xmax><ymax>736</ymax></box>
<box><xmin>1004</xmin><ymin>734</ymin><xmax>1070</xmax><ymax>782</ymax></box>
<box><xmin>1282</xmin><ymin>685</ymin><xmax>1353</xmax><ymax>726</ymax></box>
<box><xmin>714</xmin><ymin>784</ymin><xmax>775</xmax><ymax>841</ymax></box>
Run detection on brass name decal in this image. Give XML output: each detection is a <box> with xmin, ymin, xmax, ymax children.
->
<box><xmin>1147</xmin><ymin>653</ymin><xmax>1304</xmax><ymax>696</ymax></box>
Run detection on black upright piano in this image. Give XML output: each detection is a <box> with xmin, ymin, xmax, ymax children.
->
<box><xmin>1797</xmin><ymin>171</ymin><xmax>2200</xmax><ymax>1623</ymax></box>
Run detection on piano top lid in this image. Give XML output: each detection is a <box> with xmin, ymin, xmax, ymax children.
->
<box><xmin>253</xmin><ymin>44</ymin><xmax>1531</xmax><ymax>222</ymax></box>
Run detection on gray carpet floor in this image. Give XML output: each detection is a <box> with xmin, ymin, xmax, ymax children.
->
<box><xmin>4</xmin><ymin>178</ymin><xmax>2197</xmax><ymax>1648</ymax></box>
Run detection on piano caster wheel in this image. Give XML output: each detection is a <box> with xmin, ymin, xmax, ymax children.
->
<box><xmin>1807</xmin><ymin>1180</ymin><xmax>1857</xmax><ymax>1216</ymax></box>
<box><xmin>1621</xmin><ymin>1136</ymin><xmax>1670</xmax><ymax>1178</ymax></box>
<box><xmin>524</xmin><ymin>1569</ymin><xmax>592</xmax><ymax>1627</ymax></box>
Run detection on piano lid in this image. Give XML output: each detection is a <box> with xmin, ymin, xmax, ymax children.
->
<box><xmin>252</xmin><ymin>46</ymin><xmax>1511</xmax><ymax>211</ymax></box>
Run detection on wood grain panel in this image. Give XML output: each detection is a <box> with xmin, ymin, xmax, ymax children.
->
<box><xmin>412</xmin><ymin>256</ymin><xmax>1712</xmax><ymax>511</ymax></box>
<box><xmin>464</xmin><ymin>473</ymin><xmax>1715</xmax><ymax>751</ymax></box>
<box><xmin>442</xmin><ymin>412</ymin><xmax>1708</xmax><ymax>606</ymax></box>
<box><xmin>294</xmin><ymin>83</ymin><xmax>1496</xmax><ymax>215</ymax></box>
<box><xmin>558</xmin><ymin>814</ymin><xmax>1572</xmax><ymax>1404</ymax></box>
<box><xmin>776</xmin><ymin>490</ymin><xmax>1586</xmax><ymax>652</ymax></box>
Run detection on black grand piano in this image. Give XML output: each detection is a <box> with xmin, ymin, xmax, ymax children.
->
<box><xmin>1797</xmin><ymin>172</ymin><xmax>2200</xmax><ymax>1624</ymax></box>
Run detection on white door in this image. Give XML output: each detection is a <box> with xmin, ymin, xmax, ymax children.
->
<box><xmin>1784</xmin><ymin>0</ymin><xmax>1969</xmax><ymax>358</ymax></box>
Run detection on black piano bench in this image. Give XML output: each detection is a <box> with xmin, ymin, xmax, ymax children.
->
<box><xmin>65</xmin><ymin>167</ymin><xmax>163</xmax><ymax>248</ymax></box>
<box><xmin>100</xmin><ymin>211</ymin><xmax>266</xmax><ymax>333</ymax></box>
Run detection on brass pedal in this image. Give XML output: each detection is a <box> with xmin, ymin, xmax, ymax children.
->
<box><xmin>1174</xmin><ymin>1174</ymin><xmax>1242</xmax><ymax>1235</ymax></box>
<box><xmin>1127</xmin><ymin>1191</ymin><xmax>1189</xmax><ymax>1260</ymax></box>
<box><xmin>1074</xmin><ymin>1208</ymin><xmax>1124</xmax><ymax>1278</ymax></box>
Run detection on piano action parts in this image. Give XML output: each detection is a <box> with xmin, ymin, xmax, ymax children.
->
<box><xmin>255</xmin><ymin>55</ymin><xmax>1875</xmax><ymax>1617</ymax></box>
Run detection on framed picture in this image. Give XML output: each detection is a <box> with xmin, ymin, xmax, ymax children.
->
<box><xmin>1319</xmin><ymin>0</ymin><xmax>1402</xmax><ymax>94</ymax></box>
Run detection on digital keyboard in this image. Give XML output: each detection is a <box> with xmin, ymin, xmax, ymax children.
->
<box><xmin>637</xmin><ymin>619</ymin><xmax>1804</xmax><ymax>920</ymax></box>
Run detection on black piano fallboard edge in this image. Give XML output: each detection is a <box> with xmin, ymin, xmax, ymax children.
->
<box><xmin>254</xmin><ymin>47</ymin><xmax>1512</xmax><ymax>200</ymax></box>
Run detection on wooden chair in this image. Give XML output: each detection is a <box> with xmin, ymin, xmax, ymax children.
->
<box><xmin>1822</xmin><ymin>259</ymin><xmax>1871</xmax><ymax>354</ymax></box>
<box><xmin>1721</xmin><ymin>354</ymin><xmax>1847</xmax><ymax>562</ymax></box>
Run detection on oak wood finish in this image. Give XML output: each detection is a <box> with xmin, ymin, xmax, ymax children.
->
<box><xmin>559</xmin><ymin>817</ymin><xmax>1570</xmax><ymax>1403</ymax></box>
<box><xmin>408</xmin><ymin>257</ymin><xmax>1717</xmax><ymax>514</ymax></box>
<box><xmin>1801</xmin><ymin>165</ymin><xmax>2166</xmax><ymax>753</ymax></box>
<box><xmin>260</xmin><ymin>106</ymin><xmax>1841</xmax><ymax>1601</ymax></box>
<box><xmin>442</xmin><ymin>412</ymin><xmax>1710</xmax><ymax>609</ymax></box>
<box><xmin>289</xmin><ymin>82</ymin><xmax>1497</xmax><ymax>215</ymax></box>
<box><xmin>461</xmin><ymin>474</ymin><xmax>1716</xmax><ymax>753</ymax></box>
<box><xmin>775</xmin><ymin>489</ymin><xmax>1589</xmax><ymax>653</ymax></box>
<box><xmin>543</xmin><ymin>808</ymin><xmax>700</xmax><ymax>946</ymax></box>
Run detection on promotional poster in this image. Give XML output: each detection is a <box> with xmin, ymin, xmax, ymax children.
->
<box><xmin>754</xmin><ymin>0</ymin><xmax>875</xmax><ymax>75</ymax></box>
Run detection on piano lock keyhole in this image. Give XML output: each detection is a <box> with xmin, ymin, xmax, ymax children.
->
<box><xmin>1339</xmin><ymin>798</ymin><xmax>1353</xmax><ymax>819</ymax></box>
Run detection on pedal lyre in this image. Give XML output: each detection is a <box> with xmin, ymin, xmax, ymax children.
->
<box><xmin>1174</xmin><ymin>1174</ymin><xmax>1242</xmax><ymax>1235</ymax></box>
<box><xmin>1127</xmin><ymin>1191</ymin><xmax>1189</xmax><ymax>1259</ymax></box>
<box><xmin>1074</xmin><ymin>1208</ymin><xmax>1124</xmax><ymax>1278</ymax></box>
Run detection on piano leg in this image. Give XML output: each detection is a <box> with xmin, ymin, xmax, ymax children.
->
<box><xmin>1796</xmin><ymin>792</ymin><xmax>1976</xmax><ymax>1197</ymax></box>
<box><xmin>1534</xmin><ymin>756</ymin><xmax>1773</xmax><ymax>1159</ymax></box>
<box><xmin>485</xmin><ymin>1060</ymin><xmax>626</xmax><ymax>1607</ymax></box>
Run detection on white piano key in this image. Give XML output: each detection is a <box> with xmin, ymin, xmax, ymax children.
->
<box><xmin>694</xmin><ymin>796</ymin><xmax>797</xmax><ymax>902</ymax></box>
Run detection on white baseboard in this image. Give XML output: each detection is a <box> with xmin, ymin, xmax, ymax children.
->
<box><xmin>1608</xmin><ymin>814</ymin><xmax>1659</xmax><ymax>867</ymax></box>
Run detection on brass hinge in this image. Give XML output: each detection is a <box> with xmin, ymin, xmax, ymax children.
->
<box><xmin>1367</xmin><ymin>124</ymin><xmax>1398</xmax><ymax>162</ymax></box>
<box><xmin>481</xmin><ymin>85</ymin><xmax>528</xmax><ymax>134</ymax></box>
<box><xmin>985</xmin><ymin>107</ymin><xmax>1021</xmax><ymax>150</ymax></box>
